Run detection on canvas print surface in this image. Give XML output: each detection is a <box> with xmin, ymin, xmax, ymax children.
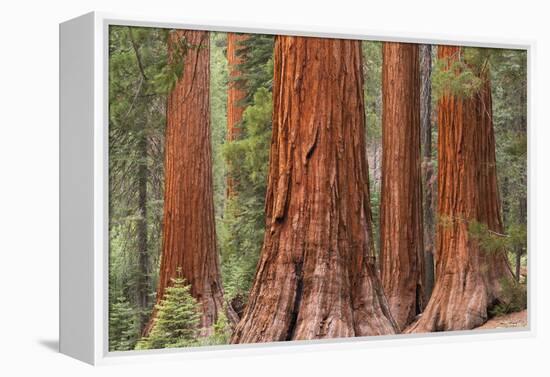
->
<box><xmin>108</xmin><ymin>25</ymin><xmax>528</xmax><ymax>351</ymax></box>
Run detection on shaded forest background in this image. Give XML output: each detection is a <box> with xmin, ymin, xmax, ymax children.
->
<box><xmin>108</xmin><ymin>26</ymin><xmax>527</xmax><ymax>351</ymax></box>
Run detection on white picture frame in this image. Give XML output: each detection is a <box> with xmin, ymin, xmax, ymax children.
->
<box><xmin>59</xmin><ymin>11</ymin><xmax>535</xmax><ymax>365</ymax></box>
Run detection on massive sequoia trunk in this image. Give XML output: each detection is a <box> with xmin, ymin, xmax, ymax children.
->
<box><xmin>226</xmin><ymin>33</ymin><xmax>248</xmax><ymax>197</ymax></box>
<box><xmin>231</xmin><ymin>36</ymin><xmax>398</xmax><ymax>344</ymax></box>
<box><xmin>419</xmin><ymin>44</ymin><xmax>435</xmax><ymax>302</ymax></box>
<box><xmin>379</xmin><ymin>42</ymin><xmax>424</xmax><ymax>331</ymax></box>
<box><xmin>406</xmin><ymin>46</ymin><xmax>513</xmax><ymax>333</ymax></box>
<box><xmin>144</xmin><ymin>30</ymin><xmax>230</xmax><ymax>336</ymax></box>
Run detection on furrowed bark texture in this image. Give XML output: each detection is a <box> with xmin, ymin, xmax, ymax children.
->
<box><xmin>419</xmin><ymin>44</ymin><xmax>435</xmax><ymax>302</ymax></box>
<box><xmin>144</xmin><ymin>30</ymin><xmax>229</xmax><ymax>336</ymax></box>
<box><xmin>226</xmin><ymin>33</ymin><xmax>248</xmax><ymax>197</ymax></box>
<box><xmin>406</xmin><ymin>46</ymin><xmax>513</xmax><ymax>333</ymax></box>
<box><xmin>380</xmin><ymin>42</ymin><xmax>424</xmax><ymax>331</ymax></box>
<box><xmin>231</xmin><ymin>36</ymin><xmax>398</xmax><ymax>344</ymax></box>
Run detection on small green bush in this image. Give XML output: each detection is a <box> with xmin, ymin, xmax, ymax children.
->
<box><xmin>109</xmin><ymin>296</ymin><xmax>139</xmax><ymax>351</ymax></box>
<box><xmin>135</xmin><ymin>276</ymin><xmax>200</xmax><ymax>350</ymax></box>
<box><xmin>490</xmin><ymin>278</ymin><xmax>527</xmax><ymax>317</ymax></box>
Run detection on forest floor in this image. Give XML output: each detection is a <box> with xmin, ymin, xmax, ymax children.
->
<box><xmin>476</xmin><ymin>310</ymin><xmax>528</xmax><ymax>330</ymax></box>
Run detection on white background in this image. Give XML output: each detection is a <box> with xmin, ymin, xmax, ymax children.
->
<box><xmin>0</xmin><ymin>0</ymin><xmax>548</xmax><ymax>375</ymax></box>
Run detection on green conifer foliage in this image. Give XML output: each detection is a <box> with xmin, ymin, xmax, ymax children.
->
<box><xmin>136</xmin><ymin>277</ymin><xmax>200</xmax><ymax>350</ymax></box>
<box><xmin>221</xmin><ymin>88</ymin><xmax>273</xmax><ymax>302</ymax></box>
<box><xmin>109</xmin><ymin>296</ymin><xmax>139</xmax><ymax>351</ymax></box>
<box><xmin>234</xmin><ymin>34</ymin><xmax>275</xmax><ymax>104</ymax></box>
<box><xmin>109</xmin><ymin>26</ymin><xmax>168</xmax><ymax>347</ymax></box>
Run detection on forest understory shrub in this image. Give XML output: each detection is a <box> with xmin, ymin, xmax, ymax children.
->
<box><xmin>136</xmin><ymin>277</ymin><xmax>200</xmax><ymax>350</ymax></box>
<box><xmin>490</xmin><ymin>278</ymin><xmax>527</xmax><ymax>317</ymax></box>
<box><xmin>109</xmin><ymin>296</ymin><xmax>139</xmax><ymax>351</ymax></box>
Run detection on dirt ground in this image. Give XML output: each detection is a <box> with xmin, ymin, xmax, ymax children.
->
<box><xmin>477</xmin><ymin>310</ymin><xmax>528</xmax><ymax>330</ymax></box>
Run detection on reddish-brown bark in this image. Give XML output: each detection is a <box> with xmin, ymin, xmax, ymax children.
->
<box><xmin>144</xmin><ymin>30</ymin><xmax>234</xmax><ymax>336</ymax></box>
<box><xmin>226</xmin><ymin>33</ymin><xmax>247</xmax><ymax>141</ymax></box>
<box><xmin>226</xmin><ymin>33</ymin><xmax>248</xmax><ymax>197</ymax></box>
<box><xmin>379</xmin><ymin>42</ymin><xmax>424</xmax><ymax>331</ymax></box>
<box><xmin>231</xmin><ymin>36</ymin><xmax>398</xmax><ymax>344</ymax></box>
<box><xmin>406</xmin><ymin>46</ymin><xmax>513</xmax><ymax>333</ymax></box>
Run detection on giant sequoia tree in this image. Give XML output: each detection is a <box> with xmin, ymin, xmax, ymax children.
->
<box><xmin>379</xmin><ymin>42</ymin><xmax>424</xmax><ymax>331</ymax></box>
<box><xmin>407</xmin><ymin>46</ymin><xmax>513</xmax><ymax>332</ymax></box>
<box><xmin>231</xmin><ymin>36</ymin><xmax>398</xmax><ymax>344</ymax></box>
<box><xmin>144</xmin><ymin>30</ymin><xmax>230</xmax><ymax>336</ymax></box>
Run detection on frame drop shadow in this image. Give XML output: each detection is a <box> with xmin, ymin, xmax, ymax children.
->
<box><xmin>38</xmin><ymin>339</ymin><xmax>59</xmax><ymax>352</ymax></box>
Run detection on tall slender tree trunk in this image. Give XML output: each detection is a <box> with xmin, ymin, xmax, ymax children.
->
<box><xmin>144</xmin><ymin>30</ymin><xmax>233</xmax><ymax>336</ymax></box>
<box><xmin>407</xmin><ymin>46</ymin><xmax>513</xmax><ymax>333</ymax></box>
<box><xmin>128</xmin><ymin>26</ymin><xmax>152</xmax><ymax>332</ymax></box>
<box><xmin>231</xmin><ymin>36</ymin><xmax>398</xmax><ymax>344</ymax></box>
<box><xmin>379</xmin><ymin>42</ymin><xmax>424</xmax><ymax>331</ymax></box>
<box><xmin>226</xmin><ymin>33</ymin><xmax>248</xmax><ymax>197</ymax></box>
<box><xmin>419</xmin><ymin>44</ymin><xmax>435</xmax><ymax>302</ymax></box>
<box><xmin>136</xmin><ymin>130</ymin><xmax>150</xmax><ymax>331</ymax></box>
